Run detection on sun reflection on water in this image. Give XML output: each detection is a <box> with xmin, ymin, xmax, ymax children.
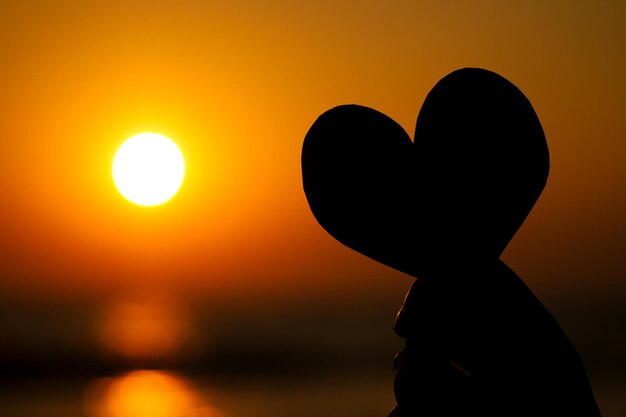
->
<box><xmin>96</xmin><ymin>298</ymin><xmax>194</xmax><ymax>362</ymax></box>
<box><xmin>85</xmin><ymin>370</ymin><xmax>222</xmax><ymax>417</ymax></box>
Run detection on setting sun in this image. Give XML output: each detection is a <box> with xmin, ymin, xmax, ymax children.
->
<box><xmin>112</xmin><ymin>133</ymin><xmax>185</xmax><ymax>206</ymax></box>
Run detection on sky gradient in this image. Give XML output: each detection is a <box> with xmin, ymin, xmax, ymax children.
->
<box><xmin>1</xmin><ymin>1</ymin><xmax>624</xmax><ymax>303</ymax></box>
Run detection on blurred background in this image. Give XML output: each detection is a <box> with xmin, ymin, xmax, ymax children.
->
<box><xmin>0</xmin><ymin>1</ymin><xmax>625</xmax><ymax>416</ymax></box>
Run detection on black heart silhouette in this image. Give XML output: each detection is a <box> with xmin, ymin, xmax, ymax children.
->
<box><xmin>301</xmin><ymin>68</ymin><xmax>549</xmax><ymax>278</ymax></box>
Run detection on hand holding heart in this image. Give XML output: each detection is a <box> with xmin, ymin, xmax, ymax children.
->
<box><xmin>301</xmin><ymin>68</ymin><xmax>601</xmax><ymax>416</ymax></box>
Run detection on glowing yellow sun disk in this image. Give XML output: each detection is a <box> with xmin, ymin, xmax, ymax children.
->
<box><xmin>113</xmin><ymin>133</ymin><xmax>185</xmax><ymax>206</ymax></box>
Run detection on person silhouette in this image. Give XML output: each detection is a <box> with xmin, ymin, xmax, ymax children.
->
<box><xmin>301</xmin><ymin>68</ymin><xmax>601</xmax><ymax>416</ymax></box>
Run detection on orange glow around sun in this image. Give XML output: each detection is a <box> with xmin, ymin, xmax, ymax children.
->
<box><xmin>0</xmin><ymin>1</ymin><xmax>624</xmax><ymax>301</ymax></box>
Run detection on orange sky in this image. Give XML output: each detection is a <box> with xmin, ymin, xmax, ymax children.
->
<box><xmin>0</xmin><ymin>1</ymin><xmax>624</xmax><ymax>303</ymax></box>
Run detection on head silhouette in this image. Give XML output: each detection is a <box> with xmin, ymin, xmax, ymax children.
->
<box><xmin>302</xmin><ymin>68</ymin><xmax>549</xmax><ymax>277</ymax></box>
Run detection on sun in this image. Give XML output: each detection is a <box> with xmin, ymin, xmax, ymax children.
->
<box><xmin>113</xmin><ymin>133</ymin><xmax>185</xmax><ymax>206</ymax></box>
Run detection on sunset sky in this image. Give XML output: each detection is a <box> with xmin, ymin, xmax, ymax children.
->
<box><xmin>1</xmin><ymin>0</ymin><xmax>624</xmax><ymax>302</ymax></box>
<box><xmin>0</xmin><ymin>1</ymin><xmax>625</xmax><ymax>415</ymax></box>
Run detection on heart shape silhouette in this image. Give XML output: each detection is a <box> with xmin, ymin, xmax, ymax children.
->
<box><xmin>301</xmin><ymin>68</ymin><xmax>549</xmax><ymax>278</ymax></box>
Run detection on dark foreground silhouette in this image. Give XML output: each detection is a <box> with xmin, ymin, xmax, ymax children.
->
<box><xmin>301</xmin><ymin>68</ymin><xmax>601</xmax><ymax>416</ymax></box>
